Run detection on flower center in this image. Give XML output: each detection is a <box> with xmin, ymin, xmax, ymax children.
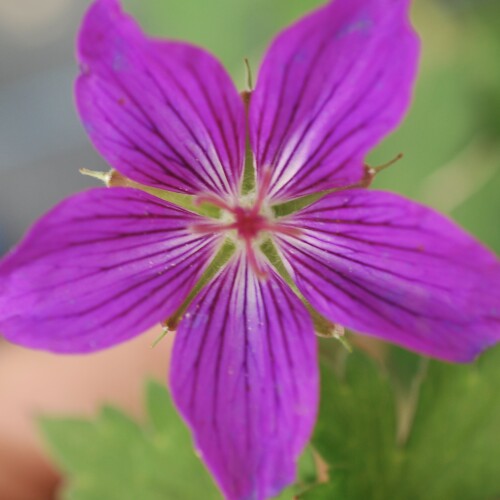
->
<box><xmin>190</xmin><ymin>194</ymin><xmax>300</xmax><ymax>278</ymax></box>
<box><xmin>232</xmin><ymin>206</ymin><xmax>268</xmax><ymax>241</ymax></box>
<box><xmin>190</xmin><ymin>169</ymin><xmax>300</xmax><ymax>277</ymax></box>
<box><xmin>190</xmin><ymin>195</ymin><xmax>275</xmax><ymax>245</ymax></box>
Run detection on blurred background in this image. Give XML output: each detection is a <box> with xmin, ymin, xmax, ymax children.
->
<box><xmin>0</xmin><ymin>0</ymin><xmax>499</xmax><ymax>499</ymax></box>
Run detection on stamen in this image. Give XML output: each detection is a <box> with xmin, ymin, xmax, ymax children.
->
<box><xmin>245</xmin><ymin>240</ymin><xmax>268</xmax><ymax>279</ymax></box>
<box><xmin>264</xmin><ymin>222</ymin><xmax>302</xmax><ymax>238</ymax></box>
<box><xmin>372</xmin><ymin>152</ymin><xmax>404</xmax><ymax>173</ymax></box>
<box><xmin>251</xmin><ymin>167</ymin><xmax>273</xmax><ymax>215</ymax></box>
<box><xmin>362</xmin><ymin>153</ymin><xmax>403</xmax><ymax>187</ymax></box>
<box><xmin>79</xmin><ymin>168</ymin><xmax>132</xmax><ymax>188</ymax></box>
<box><xmin>190</xmin><ymin>222</ymin><xmax>231</xmax><ymax>234</ymax></box>
<box><xmin>244</xmin><ymin>58</ymin><xmax>254</xmax><ymax>91</ymax></box>
<box><xmin>79</xmin><ymin>168</ymin><xmax>112</xmax><ymax>185</ymax></box>
<box><xmin>314</xmin><ymin>322</ymin><xmax>352</xmax><ymax>351</ymax></box>
<box><xmin>273</xmin><ymin>152</ymin><xmax>405</xmax><ymax>211</ymax></box>
<box><xmin>194</xmin><ymin>193</ymin><xmax>235</xmax><ymax>212</ymax></box>
<box><xmin>152</xmin><ymin>323</ymin><xmax>170</xmax><ymax>347</ymax></box>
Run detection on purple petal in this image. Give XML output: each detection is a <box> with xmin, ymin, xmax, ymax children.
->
<box><xmin>0</xmin><ymin>187</ymin><xmax>220</xmax><ymax>353</ymax></box>
<box><xmin>76</xmin><ymin>0</ymin><xmax>245</xmax><ymax>197</ymax></box>
<box><xmin>276</xmin><ymin>189</ymin><xmax>500</xmax><ymax>362</ymax></box>
<box><xmin>250</xmin><ymin>0</ymin><xmax>419</xmax><ymax>202</ymax></box>
<box><xmin>170</xmin><ymin>254</ymin><xmax>318</xmax><ymax>500</ymax></box>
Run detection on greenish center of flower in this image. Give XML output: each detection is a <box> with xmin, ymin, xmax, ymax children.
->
<box><xmin>190</xmin><ymin>195</ymin><xmax>289</xmax><ymax>278</ymax></box>
<box><xmin>190</xmin><ymin>169</ymin><xmax>300</xmax><ymax>278</ymax></box>
<box><xmin>233</xmin><ymin>206</ymin><xmax>268</xmax><ymax>241</ymax></box>
<box><xmin>191</xmin><ymin>192</ymin><xmax>299</xmax><ymax>247</ymax></box>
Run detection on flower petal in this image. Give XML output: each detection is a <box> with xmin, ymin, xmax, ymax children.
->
<box><xmin>250</xmin><ymin>0</ymin><xmax>419</xmax><ymax>202</ymax></box>
<box><xmin>170</xmin><ymin>254</ymin><xmax>318</xmax><ymax>500</ymax></box>
<box><xmin>0</xmin><ymin>188</ymin><xmax>220</xmax><ymax>353</ymax></box>
<box><xmin>76</xmin><ymin>0</ymin><xmax>245</xmax><ymax>197</ymax></box>
<box><xmin>276</xmin><ymin>189</ymin><xmax>500</xmax><ymax>362</ymax></box>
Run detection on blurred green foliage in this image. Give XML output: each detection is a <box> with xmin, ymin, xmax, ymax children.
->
<box><xmin>124</xmin><ymin>0</ymin><xmax>324</xmax><ymax>85</ymax></box>
<box><xmin>370</xmin><ymin>0</ymin><xmax>500</xmax><ymax>252</ymax></box>
<box><xmin>41</xmin><ymin>0</ymin><xmax>500</xmax><ymax>499</ymax></box>
<box><xmin>40</xmin><ymin>381</ymin><xmax>220</xmax><ymax>500</ymax></box>
<box><xmin>41</xmin><ymin>348</ymin><xmax>500</xmax><ymax>500</ymax></box>
<box><xmin>40</xmin><ymin>381</ymin><xmax>324</xmax><ymax>500</ymax></box>
<box><xmin>306</xmin><ymin>344</ymin><xmax>500</xmax><ymax>500</ymax></box>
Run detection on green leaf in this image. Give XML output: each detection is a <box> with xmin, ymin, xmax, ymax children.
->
<box><xmin>40</xmin><ymin>381</ymin><xmax>325</xmax><ymax>500</ymax></box>
<box><xmin>310</xmin><ymin>345</ymin><xmax>500</xmax><ymax>500</ymax></box>
<box><xmin>40</xmin><ymin>381</ymin><xmax>220</xmax><ymax>500</ymax></box>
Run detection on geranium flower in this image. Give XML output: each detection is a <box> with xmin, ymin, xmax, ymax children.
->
<box><xmin>1</xmin><ymin>0</ymin><xmax>499</xmax><ymax>498</ymax></box>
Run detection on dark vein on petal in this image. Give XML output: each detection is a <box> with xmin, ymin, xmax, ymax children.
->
<box><xmin>184</xmin><ymin>61</ymin><xmax>241</xmax><ymax>192</ymax></box>
<box><xmin>42</xmin><ymin>239</ymin><xmax>211</xmax><ymax>325</ymax></box>
<box><xmin>288</xmin><ymin>244</ymin><xmax>469</xmax><ymax>326</ymax></box>
<box><xmin>256</xmin><ymin>20</ymin><xmax>319</xmax><ymax>166</ymax></box>
<box><xmin>96</xmin><ymin>76</ymin><xmax>206</xmax><ymax>187</ymax></box>
<box><xmin>144</xmin><ymin>65</ymin><xmax>230</xmax><ymax>195</ymax></box>
<box><xmin>289</xmin><ymin>235</ymin><xmax>457</xmax><ymax>292</ymax></box>
<box><xmin>95</xmin><ymin>72</ymin><xmax>215</xmax><ymax>192</ymax></box>
<box><xmin>272</xmin><ymin>64</ymin><xmax>385</xmax><ymax>198</ymax></box>
<box><xmin>154</xmin><ymin>66</ymin><xmax>232</xmax><ymax>195</ymax></box>
<box><xmin>270</xmin><ymin>41</ymin><xmax>363</xmax><ymax>191</ymax></box>
<box><xmin>16</xmin><ymin>237</ymin><xmax>214</xmax><ymax>299</ymax></box>
<box><xmin>282</xmin><ymin>61</ymin><xmax>398</xmax><ymax>196</ymax></box>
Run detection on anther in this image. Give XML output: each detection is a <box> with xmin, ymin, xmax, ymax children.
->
<box><xmin>79</xmin><ymin>168</ymin><xmax>112</xmax><ymax>185</ymax></box>
<box><xmin>79</xmin><ymin>168</ymin><xmax>131</xmax><ymax>187</ymax></box>
<box><xmin>152</xmin><ymin>322</ymin><xmax>170</xmax><ymax>347</ymax></box>
<box><xmin>362</xmin><ymin>153</ymin><xmax>403</xmax><ymax>187</ymax></box>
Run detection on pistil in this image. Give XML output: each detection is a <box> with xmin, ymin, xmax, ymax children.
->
<box><xmin>191</xmin><ymin>170</ymin><xmax>300</xmax><ymax>278</ymax></box>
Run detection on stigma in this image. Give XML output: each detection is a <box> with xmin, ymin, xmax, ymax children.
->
<box><xmin>191</xmin><ymin>171</ymin><xmax>300</xmax><ymax>278</ymax></box>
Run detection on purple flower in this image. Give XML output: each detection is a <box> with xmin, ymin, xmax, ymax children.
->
<box><xmin>1</xmin><ymin>0</ymin><xmax>499</xmax><ymax>498</ymax></box>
